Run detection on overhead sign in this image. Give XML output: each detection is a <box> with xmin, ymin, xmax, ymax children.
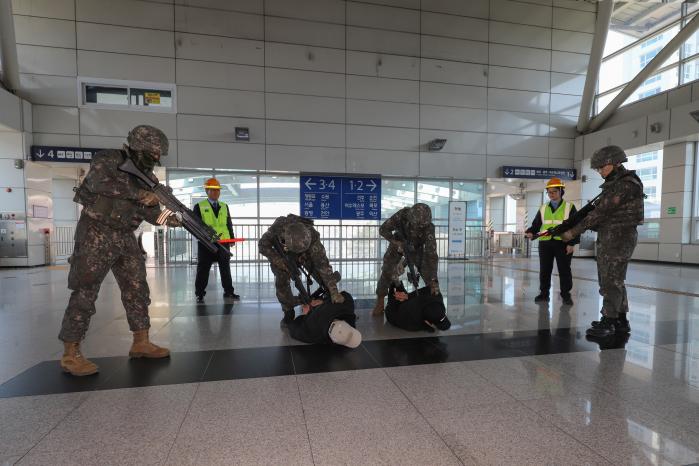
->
<box><xmin>30</xmin><ymin>145</ymin><xmax>102</xmax><ymax>164</ymax></box>
<box><xmin>502</xmin><ymin>166</ymin><xmax>576</xmax><ymax>180</ymax></box>
<box><xmin>300</xmin><ymin>174</ymin><xmax>381</xmax><ymax>220</ymax></box>
<box><xmin>448</xmin><ymin>201</ymin><xmax>467</xmax><ymax>258</ymax></box>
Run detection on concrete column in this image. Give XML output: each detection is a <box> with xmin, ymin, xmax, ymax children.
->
<box><xmin>659</xmin><ymin>142</ymin><xmax>694</xmax><ymax>262</ymax></box>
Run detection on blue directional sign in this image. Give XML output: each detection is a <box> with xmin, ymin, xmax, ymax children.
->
<box><xmin>502</xmin><ymin>166</ymin><xmax>576</xmax><ymax>180</ymax></box>
<box><xmin>31</xmin><ymin>145</ymin><xmax>103</xmax><ymax>164</ymax></box>
<box><xmin>300</xmin><ymin>174</ymin><xmax>381</xmax><ymax>220</ymax></box>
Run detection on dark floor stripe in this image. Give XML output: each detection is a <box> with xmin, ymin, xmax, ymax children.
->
<box><xmin>0</xmin><ymin>322</ymin><xmax>688</xmax><ymax>398</ymax></box>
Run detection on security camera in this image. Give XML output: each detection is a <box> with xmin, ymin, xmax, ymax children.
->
<box><xmin>428</xmin><ymin>138</ymin><xmax>447</xmax><ymax>151</ymax></box>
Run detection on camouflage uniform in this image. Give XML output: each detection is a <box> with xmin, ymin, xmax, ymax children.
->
<box><xmin>259</xmin><ymin>214</ymin><xmax>341</xmax><ymax>311</ymax></box>
<box><xmin>59</xmin><ymin>126</ymin><xmax>171</xmax><ymax>342</ymax></box>
<box><xmin>565</xmin><ymin>147</ymin><xmax>644</xmax><ymax>321</ymax></box>
<box><xmin>376</xmin><ymin>204</ymin><xmax>439</xmax><ymax>296</ymax></box>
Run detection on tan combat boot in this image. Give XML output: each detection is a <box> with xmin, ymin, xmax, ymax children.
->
<box><xmin>371</xmin><ymin>294</ymin><xmax>386</xmax><ymax>316</ymax></box>
<box><xmin>60</xmin><ymin>341</ymin><xmax>99</xmax><ymax>376</ymax></box>
<box><xmin>129</xmin><ymin>329</ymin><xmax>170</xmax><ymax>359</ymax></box>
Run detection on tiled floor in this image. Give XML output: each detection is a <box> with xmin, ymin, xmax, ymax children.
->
<box><xmin>0</xmin><ymin>257</ymin><xmax>698</xmax><ymax>465</ymax></box>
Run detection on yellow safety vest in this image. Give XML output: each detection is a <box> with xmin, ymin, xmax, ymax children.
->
<box><xmin>538</xmin><ymin>201</ymin><xmax>572</xmax><ymax>241</ymax></box>
<box><xmin>198</xmin><ymin>200</ymin><xmax>231</xmax><ymax>240</ymax></box>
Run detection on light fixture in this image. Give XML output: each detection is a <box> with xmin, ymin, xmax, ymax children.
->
<box><xmin>428</xmin><ymin>138</ymin><xmax>447</xmax><ymax>151</ymax></box>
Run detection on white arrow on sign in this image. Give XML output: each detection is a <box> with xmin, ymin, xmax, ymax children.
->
<box><xmin>504</xmin><ymin>168</ymin><xmax>513</xmax><ymax>175</ymax></box>
<box><xmin>366</xmin><ymin>179</ymin><xmax>377</xmax><ymax>191</ymax></box>
<box><xmin>36</xmin><ymin>149</ymin><xmax>45</xmax><ymax>158</ymax></box>
<box><xmin>304</xmin><ymin>179</ymin><xmax>316</xmax><ymax>190</ymax></box>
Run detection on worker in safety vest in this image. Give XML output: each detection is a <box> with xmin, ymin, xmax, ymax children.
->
<box><xmin>525</xmin><ymin>178</ymin><xmax>579</xmax><ymax>306</ymax></box>
<box><xmin>193</xmin><ymin>177</ymin><xmax>239</xmax><ymax>303</ymax></box>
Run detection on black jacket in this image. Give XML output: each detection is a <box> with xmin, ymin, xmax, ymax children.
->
<box><xmin>525</xmin><ymin>201</ymin><xmax>580</xmax><ymax>246</ymax></box>
<box><xmin>385</xmin><ymin>285</ymin><xmax>445</xmax><ymax>332</ymax></box>
<box><xmin>288</xmin><ymin>292</ymin><xmax>356</xmax><ymax>344</ymax></box>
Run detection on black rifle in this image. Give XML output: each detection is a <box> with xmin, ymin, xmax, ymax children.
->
<box><xmin>394</xmin><ymin>230</ymin><xmax>421</xmax><ymax>290</ymax></box>
<box><xmin>118</xmin><ymin>156</ymin><xmax>231</xmax><ymax>257</ymax></box>
<box><xmin>271</xmin><ymin>236</ymin><xmax>332</xmax><ymax>305</ymax></box>
<box><xmin>535</xmin><ymin>193</ymin><xmax>603</xmax><ymax>240</ymax></box>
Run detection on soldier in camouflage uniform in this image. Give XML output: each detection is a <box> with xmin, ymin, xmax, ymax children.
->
<box><xmin>59</xmin><ymin>125</ymin><xmax>180</xmax><ymax>376</ymax></box>
<box><xmin>259</xmin><ymin>214</ymin><xmax>345</xmax><ymax>324</ymax></box>
<box><xmin>372</xmin><ymin>203</ymin><xmax>439</xmax><ymax>315</ymax></box>
<box><xmin>561</xmin><ymin>145</ymin><xmax>644</xmax><ymax>337</ymax></box>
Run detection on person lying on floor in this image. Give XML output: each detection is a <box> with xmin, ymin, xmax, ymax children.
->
<box><xmin>287</xmin><ymin>291</ymin><xmax>362</xmax><ymax>348</ymax></box>
<box><xmin>385</xmin><ymin>283</ymin><xmax>451</xmax><ymax>333</ymax></box>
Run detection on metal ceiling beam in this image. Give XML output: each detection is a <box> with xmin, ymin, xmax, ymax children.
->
<box><xmin>577</xmin><ymin>0</ymin><xmax>615</xmax><ymax>133</ymax></box>
<box><xmin>0</xmin><ymin>0</ymin><xmax>20</xmax><ymax>92</ymax></box>
<box><xmin>587</xmin><ymin>11</ymin><xmax>699</xmax><ymax>133</ymax></box>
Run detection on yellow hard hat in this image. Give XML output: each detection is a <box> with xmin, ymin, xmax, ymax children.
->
<box><xmin>546</xmin><ymin>177</ymin><xmax>565</xmax><ymax>189</ymax></box>
<box><xmin>203</xmin><ymin>177</ymin><xmax>221</xmax><ymax>190</ymax></box>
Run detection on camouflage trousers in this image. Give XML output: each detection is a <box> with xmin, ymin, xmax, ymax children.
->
<box><xmin>596</xmin><ymin>228</ymin><xmax>637</xmax><ymax>319</ymax></box>
<box><xmin>59</xmin><ymin>216</ymin><xmax>150</xmax><ymax>342</ymax></box>
<box><xmin>376</xmin><ymin>244</ymin><xmax>425</xmax><ymax>295</ymax></box>
<box><xmin>270</xmin><ymin>262</ymin><xmax>297</xmax><ymax>311</ymax></box>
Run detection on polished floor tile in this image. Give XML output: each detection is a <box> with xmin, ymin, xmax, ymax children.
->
<box><xmin>99</xmin><ymin>351</ymin><xmax>213</xmax><ymax>390</ymax></box>
<box><xmin>201</xmin><ymin>347</ymin><xmax>293</xmax><ymax>382</ymax></box>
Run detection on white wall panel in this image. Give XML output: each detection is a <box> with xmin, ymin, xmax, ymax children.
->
<box><xmin>264</xmin><ymin>0</ymin><xmax>345</xmax><ymax>23</ymax></box>
<box><xmin>631</xmin><ymin>243</ymin><xmax>659</xmax><ymax>261</ymax></box>
<box><xmin>266</xmin><ymin>93</ymin><xmax>345</xmax><ymax>123</ymax></box>
<box><xmin>420</xmin><ymin>106</ymin><xmax>487</xmax><ymax>132</ymax></box>
<box><xmin>17</xmin><ymin>45</ymin><xmax>76</xmax><ymax>76</ymax></box>
<box><xmin>32</xmin><ymin>106</ymin><xmax>79</xmax><ymax>134</ymax></box>
<box><xmin>178</xmin><ymin>140</ymin><xmax>265</xmax><ymax>170</ymax></box>
<box><xmin>659</xmin><ymin>243</ymin><xmax>682</xmax><ymax>262</ymax></box>
<box><xmin>550</xmin><ymin>93</ymin><xmax>581</xmax><ymax>116</ymax></box>
<box><xmin>18</xmin><ymin>74</ymin><xmax>77</xmax><ymax>106</ymax></box>
<box><xmin>266</xmin><ymin>68</ymin><xmax>344</xmax><ymax>97</ymax></box>
<box><xmin>32</xmin><ymin>133</ymin><xmax>80</xmax><ymax>147</ymax></box>
<box><xmin>682</xmin><ymin>244</ymin><xmax>699</xmax><ymax>264</ymax></box>
<box><xmin>347</xmin><ymin>75</ymin><xmax>419</xmax><ymax>103</ymax></box>
<box><xmin>548</xmin><ymin>157</ymin><xmax>573</xmax><ymax>169</ymax></box>
<box><xmin>419</xmin><ymin>153</ymin><xmax>486</xmax><ymax>179</ymax></box>
<box><xmin>488</xmin><ymin>110</ymin><xmax>551</xmax><ymax>136</ymax></box>
<box><xmin>549</xmin><ymin>137</ymin><xmax>574</xmax><ymax>158</ymax></box>
<box><xmin>177</xmin><ymin>60</ymin><xmax>262</xmax><ymax>91</ymax></box>
<box><xmin>488</xmin><ymin>88</ymin><xmax>550</xmax><ymax>114</ymax></box>
<box><xmin>347</xmin><ymin>149</ymin><xmax>419</xmax><ymax>177</ymax></box>
<box><xmin>265</xmin><ymin>17</ymin><xmax>345</xmax><ymax>49</ymax></box>
<box><xmin>646</xmin><ymin>110</ymin><xmax>670</xmax><ymax>145</ymax></box>
<box><xmin>487</xmin><ymin>134</ymin><xmax>548</xmax><ymax>157</ymax></box>
<box><xmin>549</xmin><ymin>114</ymin><xmax>578</xmax><ymax>138</ymax></box>
<box><xmin>265</xmin><ymin>42</ymin><xmax>345</xmax><ymax>73</ymax></box>
<box><xmin>76</xmin><ymin>0</ymin><xmax>174</xmax><ymax>30</ymax></box>
<box><xmin>420</xmin><ymin>82</ymin><xmax>486</xmax><ymax>108</ymax></box>
<box><xmin>178</xmin><ymin>86</ymin><xmax>264</xmax><ymax>118</ymax></box>
<box><xmin>488</xmin><ymin>66</ymin><xmax>550</xmax><ymax>93</ymax></box>
<box><xmin>353</xmin><ymin>0</ymin><xmax>419</xmax><ymax>9</ymax></box>
<box><xmin>79</xmin><ymin>108</ymin><xmax>176</xmax><ymax>139</ymax></box>
<box><xmin>348</xmin><ymin>100</ymin><xmax>418</xmax><ymax>128</ymax></box>
<box><xmin>348</xmin><ymin>2</ymin><xmax>419</xmax><ymax>33</ymax></box>
<box><xmin>347</xmin><ymin>51</ymin><xmax>419</xmax><ymax>80</ymax></box>
<box><xmin>489</xmin><ymin>22</ymin><xmax>551</xmax><ymax>49</ymax></box>
<box><xmin>77</xmin><ymin>22</ymin><xmax>174</xmax><ymax>57</ymax></box>
<box><xmin>669</xmin><ymin>101</ymin><xmax>699</xmax><ymax>140</ymax></box>
<box><xmin>489</xmin><ymin>44</ymin><xmax>552</xmax><ymax>71</ymax></box>
<box><xmin>667</xmin><ymin>84</ymin><xmax>692</xmax><ymax>108</ymax></box>
<box><xmin>491</xmin><ymin>0</ymin><xmax>553</xmax><ymax>28</ymax></box>
<box><xmin>175</xmin><ymin>33</ymin><xmax>264</xmax><ymax>65</ymax></box>
<box><xmin>177</xmin><ymin>114</ymin><xmax>265</xmax><ymax>143</ymax></box>
<box><xmin>421</xmin><ymin>0</ymin><xmax>489</xmax><ymax>18</ymax></box>
<box><xmin>347</xmin><ymin>125</ymin><xmax>419</xmax><ymax>151</ymax></box>
<box><xmin>550</xmin><ymin>72</ymin><xmax>585</xmax><ymax>95</ymax></box>
<box><xmin>266</xmin><ymin>145</ymin><xmax>346</xmax><ymax>172</ymax></box>
<box><xmin>419</xmin><ymin>129</ymin><xmax>487</xmax><ymax>155</ymax></box>
<box><xmin>14</xmin><ymin>16</ymin><xmax>76</xmax><ymax>48</ymax></box>
<box><xmin>266</xmin><ymin>120</ymin><xmax>345</xmax><ymax>147</ymax></box>
<box><xmin>22</xmin><ymin>100</ymin><xmax>32</xmax><ymax>133</ymax></box>
<box><xmin>77</xmin><ymin>134</ymin><xmax>124</xmax><ymax>149</ymax></box>
<box><xmin>173</xmin><ymin>0</ymin><xmax>262</xmax><ymax>14</ymax></box>
<box><xmin>421</xmin><ymin>36</ymin><xmax>488</xmax><ymax>64</ymax></box>
<box><xmin>175</xmin><ymin>6</ymin><xmax>263</xmax><ymax>40</ymax></box>
<box><xmin>347</xmin><ymin>27</ymin><xmax>420</xmax><ymax>56</ymax></box>
<box><xmin>12</xmin><ymin>0</ymin><xmax>75</xmax><ymax>20</ymax></box>
<box><xmin>551</xmin><ymin>51</ymin><xmax>589</xmax><ymax>74</ymax></box>
<box><xmin>423</xmin><ymin>12</ymin><xmax>487</xmax><ymax>42</ymax></box>
<box><xmin>551</xmin><ymin>29</ymin><xmax>593</xmax><ymax>54</ymax></box>
<box><xmin>553</xmin><ymin>7</ymin><xmax>595</xmax><ymax>33</ymax></box>
<box><xmin>79</xmin><ymin>51</ymin><xmax>175</xmax><ymax>82</ymax></box>
<box><xmin>420</xmin><ymin>59</ymin><xmax>486</xmax><ymax>86</ymax></box>
<box><xmin>553</xmin><ymin>0</ymin><xmax>595</xmax><ymax>11</ymax></box>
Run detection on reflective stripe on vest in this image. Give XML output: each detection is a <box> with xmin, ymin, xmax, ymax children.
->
<box><xmin>538</xmin><ymin>201</ymin><xmax>571</xmax><ymax>241</ymax></box>
<box><xmin>198</xmin><ymin>200</ymin><xmax>231</xmax><ymax>240</ymax></box>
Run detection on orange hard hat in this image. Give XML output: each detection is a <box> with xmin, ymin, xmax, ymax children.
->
<box><xmin>203</xmin><ymin>177</ymin><xmax>221</xmax><ymax>190</ymax></box>
<box><xmin>546</xmin><ymin>177</ymin><xmax>565</xmax><ymax>189</ymax></box>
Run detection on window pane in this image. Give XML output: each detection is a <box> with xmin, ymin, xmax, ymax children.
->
<box><xmin>417</xmin><ymin>180</ymin><xmax>450</xmax><ymax>225</ymax></box>
<box><xmin>452</xmin><ymin>181</ymin><xmax>484</xmax><ymax>222</ymax></box>
<box><xmin>167</xmin><ymin>170</ymin><xmax>214</xmax><ymax>208</ymax></box>
<box><xmin>214</xmin><ymin>173</ymin><xmax>258</xmax><ymax>218</ymax></box>
<box><xmin>626</xmin><ymin>149</ymin><xmax>663</xmax><ymax>224</ymax></box>
<box><xmin>259</xmin><ymin>175</ymin><xmax>299</xmax><ymax>219</ymax></box>
<box><xmin>130</xmin><ymin>88</ymin><xmax>173</xmax><ymax>108</ymax></box>
<box><xmin>681</xmin><ymin>56</ymin><xmax>699</xmax><ymax>84</ymax></box>
<box><xmin>381</xmin><ymin>179</ymin><xmax>415</xmax><ymax>219</ymax></box>
<box><xmin>84</xmin><ymin>85</ymin><xmax>128</xmax><ymax>105</ymax></box>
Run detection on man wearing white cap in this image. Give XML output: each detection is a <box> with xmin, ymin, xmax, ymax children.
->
<box><xmin>288</xmin><ymin>292</ymin><xmax>361</xmax><ymax>348</ymax></box>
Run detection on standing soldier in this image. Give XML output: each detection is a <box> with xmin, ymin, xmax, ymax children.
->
<box><xmin>372</xmin><ymin>203</ymin><xmax>439</xmax><ymax>316</ymax></box>
<box><xmin>193</xmin><ymin>177</ymin><xmax>239</xmax><ymax>303</ymax></box>
<box><xmin>525</xmin><ymin>178</ymin><xmax>579</xmax><ymax>306</ymax></box>
<box><xmin>59</xmin><ymin>125</ymin><xmax>179</xmax><ymax>376</ymax></box>
<box><xmin>259</xmin><ymin>214</ymin><xmax>345</xmax><ymax>325</ymax></box>
<box><xmin>561</xmin><ymin>145</ymin><xmax>644</xmax><ymax>337</ymax></box>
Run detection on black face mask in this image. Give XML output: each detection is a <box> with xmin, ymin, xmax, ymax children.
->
<box><xmin>131</xmin><ymin>150</ymin><xmax>159</xmax><ymax>172</ymax></box>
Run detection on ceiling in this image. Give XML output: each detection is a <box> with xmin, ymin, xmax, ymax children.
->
<box><xmin>610</xmin><ymin>0</ymin><xmax>697</xmax><ymax>37</ymax></box>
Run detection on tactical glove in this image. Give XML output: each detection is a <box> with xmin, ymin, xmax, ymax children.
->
<box><xmin>330</xmin><ymin>290</ymin><xmax>345</xmax><ymax>304</ymax></box>
<box><xmin>138</xmin><ymin>190</ymin><xmax>160</xmax><ymax>207</ymax></box>
<box><xmin>430</xmin><ymin>280</ymin><xmax>440</xmax><ymax>296</ymax></box>
<box><xmin>166</xmin><ymin>215</ymin><xmax>182</xmax><ymax>227</ymax></box>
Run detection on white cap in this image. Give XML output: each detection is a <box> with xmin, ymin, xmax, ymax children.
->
<box><xmin>328</xmin><ymin>320</ymin><xmax>362</xmax><ymax>348</ymax></box>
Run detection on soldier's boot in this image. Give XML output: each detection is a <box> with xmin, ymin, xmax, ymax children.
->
<box><xmin>591</xmin><ymin>314</ymin><xmax>631</xmax><ymax>333</ymax></box>
<box><xmin>371</xmin><ymin>294</ymin><xmax>386</xmax><ymax>316</ymax></box>
<box><xmin>129</xmin><ymin>330</ymin><xmax>170</xmax><ymax>359</ymax></box>
<box><xmin>60</xmin><ymin>341</ymin><xmax>99</xmax><ymax>376</ymax></box>
<box><xmin>586</xmin><ymin>317</ymin><xmax>618</xmax><ymax>338</ymax></box>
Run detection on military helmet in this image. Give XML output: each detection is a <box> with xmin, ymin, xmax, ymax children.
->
<box><xmin>127</xmin><ymin>125</ymin><xmax>169</xmax><ymax>166</ymax></box>
<box><xmin>282</xmin><ymin>222</ymin><xmax>312</xmax><ymax>253</ymax></box>
<box><xmin>591</xmin><ymin>145</ymin><xmax>627</xmax><ymax>169</ymax></box>
<box><xmin>408</xmin><ymin>203</ymin><xmax>432</xmax><ymax>226</ymax></box>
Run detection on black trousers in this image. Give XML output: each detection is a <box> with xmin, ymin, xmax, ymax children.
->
<box><xmin>538</xmin><ymin>240</ymin><xmax>573</xmax><ymax>296</ymax></box>
<box><xmin>195</xmin><ymin>244</ymin><xmax>234</xmax><ymax>297</ymax></box>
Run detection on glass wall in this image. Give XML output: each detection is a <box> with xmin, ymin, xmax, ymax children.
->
<box><xmin>625</xmin><ymin>149</ymin><xmax>663</xmax><ymax>241</ymax></box>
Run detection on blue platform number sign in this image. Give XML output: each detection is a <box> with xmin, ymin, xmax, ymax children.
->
<box><xmin>300</xmin><ymin>175</ymin><xmax>381</xmax><ymax>220</ymax></box>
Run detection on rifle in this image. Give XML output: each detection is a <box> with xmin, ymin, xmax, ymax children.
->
<box><xmin>394</xmin><ymin>230</ymin><xmax>421</xmax><ymax>290</ymax></box>
<box><xmin>535</xmin><ymin>193</ymin><xmax>603</xmax><ymax>240</ymax></box>
<box><xmin>118</xmin><ymin>157</ymin><xmax>231</xmax><ymax>257</ymax></box>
